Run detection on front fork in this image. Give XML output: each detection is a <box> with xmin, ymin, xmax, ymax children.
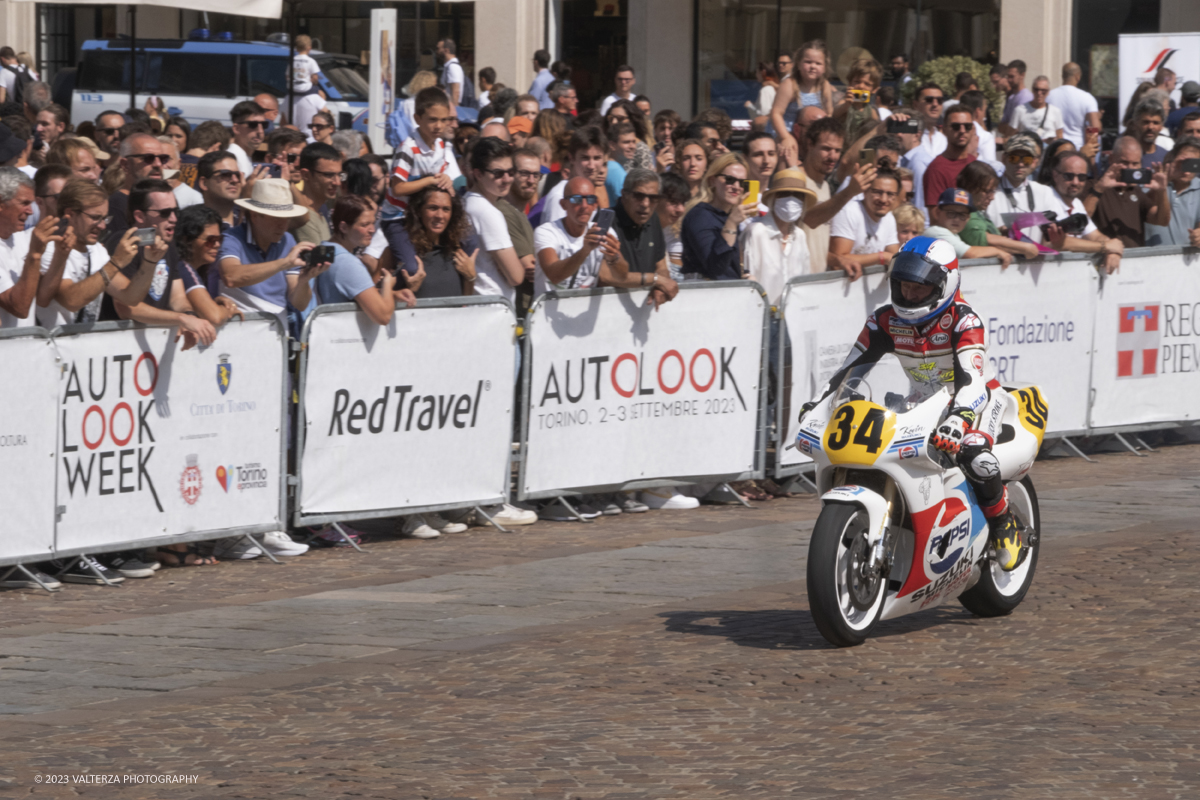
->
<box><xmin>866</xmin><ymin>480</ymin><xmax>898</xmax><ymax>578</ymax></box>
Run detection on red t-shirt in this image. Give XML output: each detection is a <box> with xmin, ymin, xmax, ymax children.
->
<box><xmin>923</xmin><ymin>153</ymin><xmax>978</xmax><ymax>209</ymax></box>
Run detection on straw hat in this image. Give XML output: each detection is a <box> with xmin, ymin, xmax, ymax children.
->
<box><xmin>69</xmin><ymin>135</ymin><xmax>110</xmax><ymax>161</ymax></box>
<box><xmin>762</xmin><ymin>167</ymin><xmax>819</xmax><ymax>205</ymax></box>
<box><xmin>234</xmin><ymin>178</ymin><xmax>308</xmax><ymax>218</ymax></box>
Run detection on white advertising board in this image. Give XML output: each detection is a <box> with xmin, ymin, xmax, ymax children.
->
<box><xmin>52</xmin><ymin>318</ymin><xmax>286</xmax><ymax>555</ymax></box>
<box><xmin>521</xmin><ymin>284</ymin><xmax>765</xmax><ymax>498</ymax></box>
<box><xmin>777</xmin><ymin>259</ymin><xmax>1096</xmax><ymax>474</ymax></box>
<box><xmin>1090</xmin><ymin>249</ymin><xmax>1200</xmax><ymax>429</ymax></box>
<box><xmin>1119</xmin><ymin>33</ymin><xmax>1200</xmax><ymax>124</ymax></box>
<box><xmin>0</xmin><ymin>332</ymin><xmax>59</xmax><ymax>565</ymax></box>
<box><xmin>297</xmin><ymin>301</ymin><xmax>516</xmax><ymax>520</ymax></box>
<box><xmin>368</xmin><ymin>9</ymin><xmax>397</xmax><ymax>156</ymax></box>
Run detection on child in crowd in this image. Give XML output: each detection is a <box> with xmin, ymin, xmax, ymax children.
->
<box><xmin>374</xmin><ymin>87</ymin><xmax>462</xmax><ymax>277</ymax></box>
<box><xmin>923</xmin><ymin>188</ymin><xmax>1013</xmax><ymax>267</ymax></box>
<box><xmin>892</xmin><ymin>203</ymin><xmax>925</xmax><ymax>246</ymax></box>
<box><xmin>956</xmin><ymin>160</ymin><xmax>1041</xmax><ymax>260</ymax></box>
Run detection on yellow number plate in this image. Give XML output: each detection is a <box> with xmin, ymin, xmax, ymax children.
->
<box><xmin>823</xmin><ymin>401</ymin><xmax>897</xmax><ymax>465</ymax></box>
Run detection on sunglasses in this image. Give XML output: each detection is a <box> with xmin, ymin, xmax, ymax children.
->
<box><xmin>716</xmin><ymin>174</ymin><xmax>749</xmax><ymax>190</ymax></box>
<box><xmin>129</xmin><ymin>153</ymin><xmax>171</xmax><ymax>165</ymax></box>
<box><xmin>311</xmin><ymin>123</ymin><xmax>333</xmax><ymax>131</ymax></box>
<box><xmin>201</xmin><ymin>234</ymin><xmax>223</xmax><ymax>247</ymax></box>
<box><xmin>566</xmin><ymin>194</ymin><xmax>599</xmax><ymax>205</ymax></box>
<box><xmin>282</xmin><ymin>152</ymin><xmax>300</xmax><ymax>164</ymax></box>
<box><xmin>238</xmin><ymin>120</ymin><xmax>269</xmax><ymax>130</ymax></box>
<box><xmin>947</xmin><ymin>122</ymin><xmax>973</xmax><ymax>132</ymax></box>
<box><xmin>1006</xmin><ymin>154</ymin><xmax>1037</xmax><ymax>166</ymax></box>
<box><xmin>95</xmin><ymin>127</ymin><xmax>122</xmax><ymax>137</ymax></box>
<box><xmin>922</xmin><ymin>96</ymin><xmax>945</xmax><ymax>104</ymax></box>
<box><xmin>210</xmin><ymin>169</ymin><xmax>243</xmax><ymax>181</ymax></box>
<box><xmin>629</xmin><ymin>190</ymin><xmax>661</xmax><ymax>203</ymax></box>
<box><xmin>1056</xmin><ymin>171</ymin><xmax>1088</xmax><ymax>182</ymax></box>
<box><xmin>481</xmin><ymin>167</ymin><xmax>516</xmax><ymax>179</ymax></box>
<box><xmin>146</xmin><ymin>206</ymin><xmax>180</xmax><ymax>219</ymax></box>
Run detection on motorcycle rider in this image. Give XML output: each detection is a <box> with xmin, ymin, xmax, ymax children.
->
<box><xmin>799</xmin><ymin>233</ymin><xmax>1026</xmax><ymax>570</ymax></box>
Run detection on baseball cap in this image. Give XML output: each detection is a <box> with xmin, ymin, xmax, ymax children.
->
<box><xmin>937</xmin><ymin>187</ymin><xmax>974</xmax><ymax>211</ymax></box>
<box><xmin>0</xmin><ymin>122</ymin><xmax>26</xmax><ymax>163</ymax></box>
<box><xmin>1181</xmin><ymin>81</ymin><xmax>1200</xmax><ymax>102</ymax></box>
<box><xmin>507</xmin><ymin>116</ymin><xmax>533</xmax><ymax>135</ymax></box>
<box><xmin>1003</xmin><ymin>132</ymin><xmax>1043</xmax><ymax>156</ymax></box>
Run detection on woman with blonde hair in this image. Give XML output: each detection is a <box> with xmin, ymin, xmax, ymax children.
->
<box><xmin>679</xmin><ymin>152</ymin><xmax>750</xmax><ymax>281</ymax></box>
<box><xmin>771</xmin><ymin>40</ymin><xmax>835</xmax><ymax>166</ymax></box>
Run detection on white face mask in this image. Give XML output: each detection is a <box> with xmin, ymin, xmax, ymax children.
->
<box><xmin>774</xmin><ymin>195</ymin><xmax>804</xmax><ymax>223</ymax></box>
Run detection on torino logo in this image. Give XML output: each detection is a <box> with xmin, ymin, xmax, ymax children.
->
<box><xmin>538</xmin><ymin>347</ymin><xmax>745</xmax><ymax>410</ymax></box>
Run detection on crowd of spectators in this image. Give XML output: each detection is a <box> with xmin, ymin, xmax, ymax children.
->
<box><xmin>2</xmin><ymin>34</ymin><xmax>1200</xmax><ymax>589</ymax></box>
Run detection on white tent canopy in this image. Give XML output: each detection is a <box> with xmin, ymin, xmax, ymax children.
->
<box><xmin>11</xmin><ymin>0</ymin><xmax>282</xmax><ymax>20</ymax></box>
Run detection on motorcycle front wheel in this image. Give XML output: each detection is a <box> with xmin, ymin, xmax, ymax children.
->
<box><xmin>959</xmin><ymin>475</ymin><xmax>1041</xmax><ymax>617</ymax></box>
<box><xmin>807</xmin><ymin>503</ymin><xmax>886</xmax><ymax>647</ymax></box>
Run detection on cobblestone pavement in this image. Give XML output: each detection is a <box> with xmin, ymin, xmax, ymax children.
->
<box><xmin>1</xmin><ymin>444</ymin><xmax>1199</xmax><ymax>798</ymax></box>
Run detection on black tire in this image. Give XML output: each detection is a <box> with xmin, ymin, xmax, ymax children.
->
<box><xmin>807</xmin><ymin>503</ymin><xmax>885</xmax><ymax>647</ymax></box>
<box><xmin>959</xmin><ymin>476</ymin><xmax>1041</xmax><ymax>617</ymax></box>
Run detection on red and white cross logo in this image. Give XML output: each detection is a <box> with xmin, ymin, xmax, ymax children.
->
<box><xmin>1117</xmin><ymin>304</ymin><xmax>1160</xmax><ymax>379</ymax></box>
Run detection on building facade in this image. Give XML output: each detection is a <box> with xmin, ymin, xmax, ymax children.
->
<box><xmin>3</xmin><ymin>0</ymin><xmax>1198</xmax><ymax>124</ymax></box>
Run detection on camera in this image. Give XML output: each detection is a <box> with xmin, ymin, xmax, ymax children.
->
<box><xmin>846</xmin><ymin>88</ymin><xmax>872</xmax><ymax>104</ymax></box>
<box><xmin>1176</xmin><ymin>158</ymin><xmax>1200</xmax><ymax>173</ymax></box>
<box><xmin>886</xmin><ymin>117</ymin><xmax>920</xmax><ymax>135</ymax></box>
<box><xmin>134</xmin><ymin>227</ymin><xmax>157</xmax><ymax>246</ymax></box>
<box><xmin>303</xmin><ymin>245</ymin><xmax>335</xmax><ymax>267</ymax></box>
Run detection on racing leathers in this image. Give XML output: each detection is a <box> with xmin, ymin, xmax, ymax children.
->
<box><xmin>808</xmin><ymin>297</ymin><xmax>1010</xmax><ymax>523</ymax></box>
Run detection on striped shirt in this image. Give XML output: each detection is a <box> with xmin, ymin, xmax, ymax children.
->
<box><xmin>381</xmin><ymin>134</ymin><xmax>461</xmax><ymax>220</ymax></box>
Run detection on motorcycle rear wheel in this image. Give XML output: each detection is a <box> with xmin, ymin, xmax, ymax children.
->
<box><xmin>959</xmin><ymin>476</ymin><xmax>1041</xmax><ymax>617</ymax></box>
<box><xmin>807</xmin><ymin>503</ymin><xmax>885</xmax><ymax>647</ymax></box>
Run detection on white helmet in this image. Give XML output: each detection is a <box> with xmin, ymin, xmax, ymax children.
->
<box><xmin>889</xmin><ymin>236</ymin><xmax>961</xmax><ymax>324</ymax></box>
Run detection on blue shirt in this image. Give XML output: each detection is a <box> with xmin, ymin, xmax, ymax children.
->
<box><xmin>315</xmin><ymin>242</ymin><xmax>376</xmax><ymax>304</ymax></box>
<box><xmin>530</xmin><ymin>68</ymin><xmax>554</xmax><ymax>109</ymax></box>
<box><xmin>1145</xmin><ymin>177</ymin><xmax>1200</xmax><ymax>246</ymax></box>
<box><xmin>214</xmin><ymin>220</ymin><xmax>299</xmax><ymax>321</ymax></box>
<box><xmin>1167</xmin><ymin>105</ymin><xmax>1199</xmax><ymax>136</ymax></box>
<box><xmin>605</xmin><ymin>160</ymin><xmax>626</xmax><ymax>205</ymax></box>
<box><xmin>681</xmin><ymin>202</ymin><xmax>741</xmax><ymax>281</ymax></box>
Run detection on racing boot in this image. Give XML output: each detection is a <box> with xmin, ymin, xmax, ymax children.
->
<box><xmin>989</xmin><ymin>511</ymin><xmax>1027</xmax><ymax>571</ymax></box>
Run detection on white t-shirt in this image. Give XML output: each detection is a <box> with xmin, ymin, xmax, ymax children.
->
<box><xmin>0</xmin><ymin>229</ymin><xmax>36</xmax><ymax>328</ymax></box>
<box><xmin>17</xmin><ymin>165</ymin><xmax>36</xmax><ymax>179</ymax></box>
<box><xmin>0</xmin><ymin>68</ymin><xmax>14</xmax><ymax>96</ymax></box>
<box><xmin>1011</xmin><ymin>102</ymin><xmax>1065</xmax><ymax>142</ymax></box>
<box><xmin>293</xmin><ymin>53</ymin><xmax>320</xmax><ymax>93</ymax></box>
<box><xmin>441</xmin><ymin>58</ymin><xmax>465</xmax><ymax>97</ymax></box>
<box><xmin>226</xmin><ymin>142</ymin><xmax>255</xmax><ymax>180</ymax></box>
<box><xmin>974</xmin><ymin>122</ymin><xmax>997</xmax><ymax>163</ymax></box>
<box><xmin>532</xmin><ymin>218</ymin><xmax>612</xmax><ymax>296</ymax></box>
<box><xmin>1049</xmin><ymin>188</ymin><xmax>1098</xmax><ymax>236</ymax></box>
<box><xmin>464</xmin><ymin>191</ymin><xmax>515</xmax><ymax>301</ymax></box>
<box><xmin>364</xmin><ymin>225</ymin><xmax>388</xmax><ymax>259</ymax></box>
<box><xmin>174</xmin><ymin>182</ymin><xmax>204</xmax><ymax>209</ymax></box>
<box><xmin>599</xmin><ymin>93</ymin><xmax>630</xmax><ymax>116</ymax></box>
<box><xmin>985</xmin><ymin>176</ymin><xmax>1060</xmax><ymax>244</ymax></box>
<box><xmin>539</xmin><ymin>180</ymin><xmax>568</xmax><ymax>226</ymax></box>
<box><xmin>830</xmin><ymin>198</ymin><xmax>899</xmax><ymax>255</ymax></box>
<box><xmin>38</xmin><ymin>241</ymin><xmax>110</xmax><ymax>327</ymax></box>
<box><xmin>1045</xmin><ymin>84</ymin><xmax>1099</xmax><ymax>148</ymax></box>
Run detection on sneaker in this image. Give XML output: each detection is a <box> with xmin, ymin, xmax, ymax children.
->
<box><xmin>424</xmin><ymin>513</ymin><xmax>468</xmax><ymax>534</ymax></box>
<box><xmin>57</xmin><ymin>556</ymin><xmax>125</xmax><ymax>585</ymax></box>
<box><xmin>0</xmin><ymin>569</ymin><xmax>62</xmax><ymax>590</ymax></box>
<box><xmin>211</xmin><ymin>537</ymin><xmax>264</xmax><ymax>560</ymax></box>
<box><xmin>990</xmin><ymin>512</ymin><xmax>1027</xmax><ymax>572</ymax></box>
<box><xmin>400</xmin><ymin>516</ymin><xmax>440</xmax><ymax>539</ymax></box>
<box><xmin>700</xmin><ymin>484</ymin><xmax>743</xmax><ymax>505</ymax></box>
<box><xmin>616</xmin><ymin>492</ymin><xmax>650</xmax><ymax>513</ymax></box>
<box><xmin>478</xmin><ymin>503</ymin><xmax>538</xmax><ymax>527</ymax></box>
<box><xmin>538</xmin><ymin>498</ymin><xmax>576</xmax><ymax>522</ymax></box>
<box><xmin>261</xmin><ymin>531</ymin><xmax>309</xmax><ymax>557</ymax></box>
<box><xmin>639</xmin><ymin>488</ymin><xmax>700</xmax><ymax>510</ymax></box>
<box><xmin>107</xmin><ymin>554</ymin><xmax>157</xmax><ymax>579</ymax></box>
<box><xmin>595</xmin><ymin>494</ymin><xmax>623</xmax><ymax>516</ymax></box>
<box><xmin>313</xmin><ymin>525</ymin><xmax>364</xmax><ymax>548</ymax></box>
<box><xmin>574</xmin><ymin>502</ymin><xmax>603</xmax><ymax>520</ymax></box>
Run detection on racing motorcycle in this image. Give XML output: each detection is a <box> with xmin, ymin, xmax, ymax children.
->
<box><xmin>795</xmin><ymin>354</ymin><xmax>1048</xmax><ymax>647</ymax></box>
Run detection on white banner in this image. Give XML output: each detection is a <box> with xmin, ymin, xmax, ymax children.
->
<box><xmin>521</xmin><ymin>285</ymin><xmax>765</xmax><ymax>497</ymax></box>
<box><xmin>777</xmin><ymin>259</ymin><xmax>1096</xmax><ymax>473</ymax></box>
<box><xmin>1091</xmin><ymin>250</ymin><xmax>1200</xmax><ymax>428</ymax></box>
<box><xmin>1119</xmin><ymin>33</ymin><xmax>1200</xmax><ymax>123</ymax></box>
<box><xmin>368</xmin><ymin>9</ymin><xmax>398</xmax><ymax>156</ymax></box>
<box><xmin>0</xmin><ymin>332</ymin><xmax>58</xmax><ymax>565</ymax></box>
<box><xmin>53</xmin><ymin>318</ymin><xmax>286</xmax><ymax>554</ymax></box>
<box><xmin>298</xmin><ymin>301</ymin><xmax>516</xmax><ymax>519</ymax></box>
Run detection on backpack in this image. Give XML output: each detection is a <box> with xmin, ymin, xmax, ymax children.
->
<box><xmin>4</xmin><ymin>65</ymin><xmax>34</xmax><ymax>106</ymax></box>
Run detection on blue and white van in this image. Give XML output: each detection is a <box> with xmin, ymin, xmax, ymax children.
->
<box><xmin>71</xmin><ymin>37</ymin><xmax>369</xmax><ymax>134</ymax></box>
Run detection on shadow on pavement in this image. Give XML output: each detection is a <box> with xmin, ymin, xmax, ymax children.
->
<box><xmin>659</xmin><ymin>606</ymin><xmax>977</xmax><ymax>650</ymax></box>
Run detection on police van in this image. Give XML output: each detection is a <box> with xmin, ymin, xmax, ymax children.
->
<box><xmin>70</xmin><ymin>36</ymin><xmax>369</xmax><ymax>133</ymax></box>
